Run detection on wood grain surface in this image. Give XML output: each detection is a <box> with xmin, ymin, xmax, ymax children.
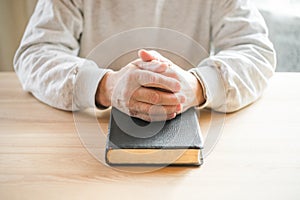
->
<box><xmin>0</xmin><ymin>72</ymin><xmax>300</xmax><ymax>200</ymax></box>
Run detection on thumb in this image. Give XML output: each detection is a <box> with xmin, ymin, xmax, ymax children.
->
<box><xmin>138</xmin><ymin>49</ymin><xmax>156</xmax><ymax>62</ymax></box>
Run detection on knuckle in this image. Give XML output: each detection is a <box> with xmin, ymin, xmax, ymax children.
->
<box><xmin>148</xmin><ymin>74</ymin><xmax>157</xmax><ymax>84</ymax></box>
<box><xmin>149</xmin><ymin>91</ymin><xmax>160</xmax><ymax>104</ymax></box>
<box><xmin>142</xmin><ymin>103</ymin><xmax>151</xmax><ymax>114</ymax></box>
<box><xmin>129</xmin><ymin>109</ymin><xmax>138</xmax><ymax>117</ymax></box>
<box><xmin>132</xmin><ymin>101</ymin><xmax>150</xmax><ymax>114</ymax></box>
<box><xmin>136</xmin><ymin>71</ymin><xmax>147</xmax><ymax>83</ymax></box>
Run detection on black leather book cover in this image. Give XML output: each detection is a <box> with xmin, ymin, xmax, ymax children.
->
<box><xmin>105</xmin><ymin>107</ymin><xmax>203</xmax><ymax>165</ymax></box>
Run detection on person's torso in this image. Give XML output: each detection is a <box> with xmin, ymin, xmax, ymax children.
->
<box><xmin>78</xmin><ymin>0</ymin><xmax>213</xmax><ymax>70</ymax></box>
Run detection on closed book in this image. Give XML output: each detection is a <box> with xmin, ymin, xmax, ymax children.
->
<box><xmin>105</xmin><ymin>107</ymin><xmax>203</xmax><ymax>166</ymax></box>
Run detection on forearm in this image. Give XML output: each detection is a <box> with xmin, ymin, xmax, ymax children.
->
<box><xmin>13</xmin><ymin>0</ymin><xmax>109</xmax><ymax>111</ymax></box>
<box><xmin>192</xmin><ymin>0</ymin><xmax>276</xmax><ymax>112</ymax></box>
<box><xmin>14</xmin><ymin>44</ymin><xmax>109</xmax><ymax>111</ymax></box>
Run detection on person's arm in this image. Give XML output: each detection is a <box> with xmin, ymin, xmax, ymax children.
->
<box><xmin>190</xmin><ymin>0</ymin><xmax>276</xmax><ymax>112</ymax></box>
<box><xmin>14</xmin><ymin>0</ymin><xmax>110</xmax><ymax>111</ymax></box>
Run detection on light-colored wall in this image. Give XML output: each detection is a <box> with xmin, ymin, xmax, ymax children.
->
<box><xmin>0</xmin><ymin>0</ymin><xmax>37</xmax><ymax>71</ymax></box>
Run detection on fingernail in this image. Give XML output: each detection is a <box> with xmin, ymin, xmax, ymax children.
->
<box><xmin>168</xmin><ymin>113</ymin><xmax>176</xmax><ymax>119</ymax></box>
<box><xmin>179</xmin><ymin>95</ymin><xmax>186</xmax><ymax>103</ymax></box>
<box><xmin>138</xmin><ymin>49</ymin><xmax>145</xmax><ymax>56</ymax></box>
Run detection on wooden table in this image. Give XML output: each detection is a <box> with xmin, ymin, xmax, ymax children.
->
<box><xmin>0</xmin><ymin>72</ymin><xmax>299</xmax><ymax>200</ymax></box>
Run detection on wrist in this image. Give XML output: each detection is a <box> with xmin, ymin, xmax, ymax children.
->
<box><xmin>190</xmin><ymin>72</ymin><xmax>205</xmax><ymax>107</ymax></box>
<box><xmin>96</xmin><ymin>71</ymin><xmax>113</xmax><ymax>108</ymax></box>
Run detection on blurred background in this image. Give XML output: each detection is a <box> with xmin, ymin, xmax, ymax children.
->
<box><xmin>0</xmin><ymin>0</ymin><xmax>299</xmax><ymax>72</ymax></box>
<box><xmin>0</xmin><ymin>0</ymin><xmax>37</xmax><ymax>72</ymax></box>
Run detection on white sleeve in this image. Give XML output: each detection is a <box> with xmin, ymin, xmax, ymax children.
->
<box><xmin>190</xmin><ymin>0</ymin><xmax>276</xmax><ymax>112</ymax></box>
<box><xmin>13</xmin><ymin>0</ymin><xmax>110</xmax><ymax>111</ymax></box>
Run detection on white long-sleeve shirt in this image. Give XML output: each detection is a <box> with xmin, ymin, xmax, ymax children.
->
<box><xmin>14</xmin><ymin>0</ymin><xmax>276</xmax><ymax>112</ymax></box>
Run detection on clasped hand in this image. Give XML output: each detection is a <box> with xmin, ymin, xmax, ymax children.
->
<box><xmin>96</xmin><ymin>50</ymin><xmax>204</xmax><ymax>122</ymax></box>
